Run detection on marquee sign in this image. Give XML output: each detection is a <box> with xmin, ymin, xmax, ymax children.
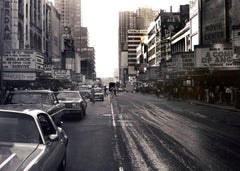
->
<box><xmin>195</xmin><ymin>44</ymin><xmax>240</xmax><ymax>69</ymax></box>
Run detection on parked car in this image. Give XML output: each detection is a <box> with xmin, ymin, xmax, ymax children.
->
<box><xmin>91</xmin><ymin>87</ymin><xmax>104</xmax><ymax>101</ymax></box>
<box><xmin>2</xmin><ymin>90</ymin><xmax>65</xmax><ymax>126</ymax></box>
<box><xmin>0</xmin><ymin>108</ymin><xmax>68</xmax><ymax>171</ymax></box>
<box><xmin>55</xmin><ymin>90</ymin><xmax>87</xmax><ymax>119</ymax></box>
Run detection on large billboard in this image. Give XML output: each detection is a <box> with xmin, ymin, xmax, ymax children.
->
<box><xmin>195</xmin><ymin>44</ymin><xmax>240</xmax><ymax>69</ymax></box>
<box><xmin>201</xmin><ymin>0</ymin><xmax>226</xmax><ymax>45</ymax></box>
<box><xmin>232</xmin><ymin>0</ymin><xmax>240</xmax><ymax>26</ymax></box>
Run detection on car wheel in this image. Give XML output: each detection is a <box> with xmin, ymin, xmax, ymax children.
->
<box><xmin>83</xmin><ymin>108</ymin><xmax>86</xmax><ymax>116</ymax></box>
<box><xmin>58</xmin><ymin>153</ymin><xmax>67</xmax><ymax>171</ymax></box>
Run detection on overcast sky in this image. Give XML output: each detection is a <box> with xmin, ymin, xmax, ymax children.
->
<box><xmin>82</xmin><ymin>0</ymin><xmax>190</xmax><ymax>78</ymax></box>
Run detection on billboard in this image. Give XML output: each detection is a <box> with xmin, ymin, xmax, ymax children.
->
<box><xmin>195</xmin><ymin>44</ymin><xmax>240</xmax><ymax>69</ymax></box>
<box><xmin>201</xmin><ymin>0</ymin><xmax>226</xmax><ymax>45</ymax></box>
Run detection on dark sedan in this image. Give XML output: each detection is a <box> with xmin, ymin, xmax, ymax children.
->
<box><xmin>0</xmin><ymin>108</ymin><xmax>68</xmax><ymax>171</ymax></box>
<box><xmin>2</xmin><ymin>90</ymin><xmax>65</xmax><ymax>126</ymax></box>
<box><xmin>55</xmin><ymin>90</ymin><xmax>87</xmax><ymax>119</ymax></box>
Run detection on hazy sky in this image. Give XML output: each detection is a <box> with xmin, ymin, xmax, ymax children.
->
<box><xmin>82</xmin><ymin>0</ymin><xmax>190</xmax><ymax>78</ymax></box>
<box><xmin>49</xmin><ymin>0</ymin><xmax>190</xmax><ymax>78</ymax></box>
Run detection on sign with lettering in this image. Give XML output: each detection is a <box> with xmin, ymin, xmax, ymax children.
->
<box><xmin>54</xmin><ymin>69</ymin><xmax>71</xmax><ymax>80</ymax></box>
<box><xmin>3</xmin><ymin>72</ymin><xmax>36</xmax><ymax>80</ymax></box>
<box><xmin>195</xmin><ymin>44</ymin><xmax>240</xmax><ymax>69</ymax></box>
<box><xmin>201</xmin><ymin>0</ymin><xmax>226</xmax><ymax>45</ymax></box>
<box><xmin>175</xmin><ymin>52</ymin><xmax>194</xmax><ymax>71</ymax></box>
<box><xmin>3</xmin><ymin>0</ymin><xmax>11</xmax><ymax>40</ymax></box>
<box><xmin>3</xmin><ymin>50</ymin><xmax>44</xmax><ymax>71</ymax></box>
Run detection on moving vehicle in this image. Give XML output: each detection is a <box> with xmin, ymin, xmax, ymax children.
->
<box><xmin>0</xmin><ymin>108</ymin><xmax>68</xmax><ymax>171</ymax></box>
<box><xmin>109</xmin><ymin>82</ymin><xmax>116</xmax><ymax>92</ymax></box>
<box><xmin>2</xmin><ymin>90</ymin><xmax>65</xmax><ymax>126</ymax></box>
<box><xmin>91</xmin><ymin>87</ymin><xmax>104</xmax><ymax>101</ymax></box>
<box><xmin>77</xmin><ymin>85</ymin><xmax>91</xmax><ymax>99</ymax></box>
<box><xmin>55</xmin><ymin>90</ymin><xmax>87</xmax><ymax>119</ymax></box>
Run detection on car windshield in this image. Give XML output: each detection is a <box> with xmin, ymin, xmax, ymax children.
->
<box><xmin>0</xmin><ymin>112</ymin><xmax>40</xmax><ymax>143</ymax></box>
<box><xmin>57</xmin><ymin>92</ymin><xmax>81</xmax><ymax>100</ymax></box>
<box><xmin>4</xmin><ymin>92</ymin><xmax>50</xmax><ymax>105</ymax></box>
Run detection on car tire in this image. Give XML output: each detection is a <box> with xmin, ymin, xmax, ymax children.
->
<box><xmin>83</xmin><ymin>108</ymin><xmax>86</xmax><ymax>116</ymax></box>
<box><xmin>79</xmin><ymin>112</ymin><xmax>83</xmax><ymax>119</ymax></box>
<box><xmin>58</xmin><ymin>153</ymin><xmax>67</xmax><ymax>171</ymax></box>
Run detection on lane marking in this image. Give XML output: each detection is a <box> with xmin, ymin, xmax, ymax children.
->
<box><xmin>111</xmin><ymin>103</ymin><xmax>116</xmax><ymax>127</ymax></box>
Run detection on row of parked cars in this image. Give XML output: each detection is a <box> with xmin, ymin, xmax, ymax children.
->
<box><xmin>0</xmin><ymin>89</ymin><xmax>88</xmax><ymax>171</ymax></box>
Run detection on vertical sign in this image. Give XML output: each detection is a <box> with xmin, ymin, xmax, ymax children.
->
<box><xmin>201</xmin><ymin>0</ymin><xmax>226</xmax><ymax>45</ymax></box>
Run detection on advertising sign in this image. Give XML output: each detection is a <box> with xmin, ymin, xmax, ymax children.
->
<box><xmin>201</xmin><ymin>0</ymin><xmax>226</xmax><ymax>45</ymax></box>
<box><xmin>195</xmin><ymin>44</ymin><xmax>240</xmax><ymax>69</ymax></box>
<box><xmin>54</xmin><ymin>69</ymin><xmax>71</xmax><ymax>80</ymax></box>
<box><xmin>3</xmin><ymin>72</ymin><xmax>36</xmax><ymax>80</ymax></box>
<box><xmin>177</xmin><ymin>53</ymin><xmax>195</xmax><ymax>71</ymax></box>
<box><xmin>3</xmin><ymin>0</ymin><xmax>18</xmax><ymax>51</ymax></box>
<box><xmin>3</xmin><ymin>50</ymin><xmax>44</xmax><ymax>71</ymax></box>
<box><xmin>232</xmin><ymin>0</ymin><xmax>240</xmax><ymax>26</ymax></box>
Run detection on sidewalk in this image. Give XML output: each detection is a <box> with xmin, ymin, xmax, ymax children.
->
<box><xmin>190</xmin><ymin>100</ymin><xmax>240</xmax><ymax>113</ymax></box>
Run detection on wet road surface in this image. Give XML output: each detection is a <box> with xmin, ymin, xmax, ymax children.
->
<box><xmin>111</xmin><ymin>92</ymin><xmax>240</xmax><ymax>171</ymax></box>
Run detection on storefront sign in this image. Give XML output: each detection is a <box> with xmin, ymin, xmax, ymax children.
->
<box><xmin>3</xmin><ymin>72</ymin><xmax>36</xmax><ymax>80</ymax></box>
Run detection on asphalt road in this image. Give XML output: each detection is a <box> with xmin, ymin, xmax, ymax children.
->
<box><xmin>62</xmin><ymin>92</ymin><xmax>240</xmax><ymax>171</ymax></box>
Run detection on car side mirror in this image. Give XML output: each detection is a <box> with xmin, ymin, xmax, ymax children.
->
<box><xmin>49</xmin><ymin>134</ymin><xmax>59</xmax><ymax>141</ymax></box>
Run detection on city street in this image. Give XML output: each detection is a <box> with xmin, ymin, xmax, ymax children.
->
<box><xmin>62</xmin><ymin>92</ymin><xmax>240</xmax><ymax>171</ymax></box>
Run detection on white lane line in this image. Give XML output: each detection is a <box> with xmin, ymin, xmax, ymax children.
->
<box><xmin>111</xmin><ymin>103</ymin><xmax>116</xmax><ymax>127</ymax></box>
<box><xmin>0</xmin><ymin>153</ymin><xmax>16</xmax><ymax>169</ymax></box>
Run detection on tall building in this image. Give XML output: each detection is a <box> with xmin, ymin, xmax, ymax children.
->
<box><xmin>0</xmin><ymin>0</ymin><xmax>48</xmax><ymax>89</ymax></box>
<box><xmin>118</xmin><ymin>8</ymin><xmax>158</xmax><ymax>84</ymax></box>
<box><xmin>80</xmin><ymin>27</ymin><xmax>96</xmax><ymax>80</ymax></box>
<box><xmin>127</xmin><ymin>29</ymin><xmax>148</xmax><ymax>80</ymax></box>
<box><xmin>55</xmin><ymin>0</ymin><xmax>82</xmax><ymax>73</ymax></box>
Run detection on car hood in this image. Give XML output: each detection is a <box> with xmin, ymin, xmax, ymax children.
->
<box><xmin>0</xmin><ymin>143</ymin><xmax>42</xmax><ymax>171</ymax></box>
<box><xmin>0</xmin><ymin>104</ymin><xmax>52</xmax><ymax>113</ymax></box>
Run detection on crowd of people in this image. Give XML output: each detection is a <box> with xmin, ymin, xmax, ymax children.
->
<box><xmin>136</xmin><ymin>81</ymin><xmax>239</xmax><ymax>107</ymax></box>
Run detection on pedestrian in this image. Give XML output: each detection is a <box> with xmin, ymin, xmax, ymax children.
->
<box><xmin>104</xmin><ymin>86</ymin><xmax>108</xmax><ymax>96</ymax></box>
<box><xmin>225</xmin><ymin>87</ymin><xmax>232</xmax><ymax>104</ymax></box>
<box><xmin>90</xmin><ymin>85</ymin><xmax>95</xmax><ymax>103</ymax></box>
<box><xmin>113</xmin><ymin>86</ymin><xmax>117</xmax><ymax>97</ymax></box>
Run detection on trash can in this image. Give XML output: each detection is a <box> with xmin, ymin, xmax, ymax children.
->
<box><xmin>235</xmin><ymin>91</ymin><xmax>240</xmax><ymax>109</ymax></box>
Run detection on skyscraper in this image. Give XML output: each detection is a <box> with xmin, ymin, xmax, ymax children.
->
<box><xmin>55</xmin><ymin>0</ymin><xmax>82</xmax><ymax>73</ymax></box>
<box><xmin>118</xmin><ymin>8</ymin><xmax>158</xmax><ymax>84</ymax></box>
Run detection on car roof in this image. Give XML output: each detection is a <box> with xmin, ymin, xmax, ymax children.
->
<box><xmin>57</xmin><ymin>90</ymin><xmax>80</xmax><ymax>93</ymax></box>
<box><xmin>0</xmin><ymin>108</ymin><xmax>46</xmax><ymax>118</ymax></box>
<box><xmin>9</xmin><ymin>89</ymin><xmax>53</xmax><ymax>93</ymax></box>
